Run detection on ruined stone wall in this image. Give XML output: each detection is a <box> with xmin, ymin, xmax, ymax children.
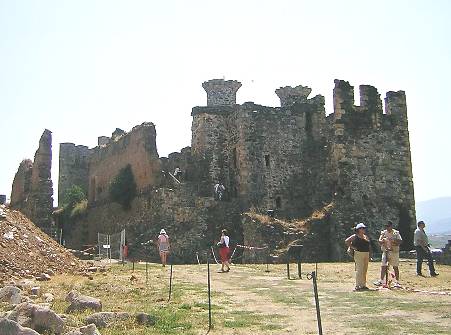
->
<box><xmin>88</xmin><ymin>122</ymin><xmax>161</xmax><ymax>203</ymax></box>
<box><xmin>192</xmin><ymin>80</ymin><xmax>331</xmax><ymax>218</ymax></box>
<box><xmin>55</xmin><ymin>78</ymin><xmax>416</xmax><ymax>262</ymax></box>
<box><xmin>10</xmin><ymin>130</ymin><xmax>54</xmax><ymax>230</ymax></box>
<box><xmin>67</xmin><ymin>183</ymin><xmax>242</xmax><ymax>263</ymax></box>
<box><xmin>327</xmin><ymin>80</ymin><xmax>416</xmax><ymax>256</ymax></box>
<box><xmin>58</xmin><ymin>143</ymin><xmax>90</xmax><ymax>204</ymax></box>
<box><xmin>10</xmin><ymin>159</ymin><xmax>33</xmax><ymax>207</ymax></box>
<box><xmin>231</xmin><ymin>100</ymin><xmax>330</xmax><ymax>217</ymax></box>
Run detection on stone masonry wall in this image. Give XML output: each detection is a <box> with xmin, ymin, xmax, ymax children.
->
<box><xmin>88</xmin><ymin>122</ymin><xmax>161</xmax><ymax>203</ymax></box>
<box><xmin>67</xmin><ymin>183</ymin><xmax>242</xmax><ymax>263</ymax></box>
<box><xmin>10</xmin><ymin>159</ymin><xmax>33</xmax><ymax>207</ymax></box>
<box><xmin>55</xmin><ymin>78</ymin><xmax>416</xmax><ymax>263</ymax></box>
<box><xmin>192</xmin><ymin>82</ymin><xmax>331</xmax><ymax>219</ymax></box>
<box><xmin>10</xmin><ymin>130</ymin><xmax>54</xmax><ymax>230</ymax></box>
<box><xmin>58</xmin><ymin>143</ymin><xmax>90</xmax><ymax>204</ymax></box>
<box><xmin>327</xmin><ymin>81</ymin><xmax>416</xmax><ymax>258</ymax></box>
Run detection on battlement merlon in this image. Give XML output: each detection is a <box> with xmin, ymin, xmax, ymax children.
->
<box><xmin>202</xmin><ymin>79</ymin><xmax>242</xmax><ymax>106</ymax></box>
<box><xmin>385</xmin><ymin>91</ymin><xmax>407</xmax><ymax>118</ymax></box>
<box><xmin>275</xmin><ymin>85</ymin><xmax>312</xmax><ymax>107</ymax></box>
<box><xmin>359</xmin><ymin>85</ymin><xmax>383</xmax><ymax>115</ymax></box>
<box><xmin>333</xmin><ymin>80</ymin><xmax>355</xmax><ymax>120</ymax></box>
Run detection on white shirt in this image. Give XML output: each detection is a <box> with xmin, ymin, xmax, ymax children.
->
<box><xmin>221</xmin><ymin>235</ymin><xmax>230</xmax><ymax>247</ymax></box>
<box><xmin>379</xmin><ymin>229</ymin><xmax>402</xmax><ymax>252</ymax></box>
<box><xmin>414</xmin><ymin>228</ymin><xmax>428</xmax><ymax>247</ymax></box>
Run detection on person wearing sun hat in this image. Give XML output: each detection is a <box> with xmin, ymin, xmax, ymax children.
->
<box><xmin>157</xmin><ymin>229</ymin><xmax>170</xmax><ymax>267</ymax></box>
<box><xmin>345</xmin><ymin>223</ymin><xmax>371</xmax><ymax>291</ymax></box>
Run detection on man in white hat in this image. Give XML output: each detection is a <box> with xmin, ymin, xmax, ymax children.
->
<box><xmin>157</xmin><ymin>229</ymin><xmax>170</xmax><ymax>266</ymax></box>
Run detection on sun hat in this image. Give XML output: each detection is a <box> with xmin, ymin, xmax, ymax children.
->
<box><xmin>160</xmin><ymin>229</ymin><xmax>167</xmax><ymax>235</ymax></box>
<box><xmin>355</xmin><ymin>223</ymin><xmax>366</xmax><ymax>230</ymax></box>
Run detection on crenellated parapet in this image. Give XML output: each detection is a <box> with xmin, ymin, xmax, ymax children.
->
<box><xmin>202</xmin><ymin>79</ymin><xmax>242</xmax><ymax>106</ymax></box>
<box><xmin>275</xmin><ymin>85</ymin><xmax>312</xmax><ymax>106</ymax></box>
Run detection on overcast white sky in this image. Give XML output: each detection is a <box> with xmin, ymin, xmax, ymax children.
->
<box><xmin>1</xmin><ymin>0</ymin><xmax>450</xmax><ymax>206</ymax></box>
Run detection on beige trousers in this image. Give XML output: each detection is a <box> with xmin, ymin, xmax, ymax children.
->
<box><xmin>354</xmin><ymin>251</ymin><xmax>369</xmax><ymax>288</ymax></box>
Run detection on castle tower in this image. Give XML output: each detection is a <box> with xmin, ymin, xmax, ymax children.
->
<box><xmin>275</xmin><ymin>85</ymin><xmax>312</xmax><ymax>107</ymax></box>
<box><xmin>202</xmin><ymin>79</ymin><xmax>242</xmax><ymax>106</ymax></box>
<box><xmin>58</xmin><ymin>143</ymin><xmax>90</xmax><ymax>204</ymax></box>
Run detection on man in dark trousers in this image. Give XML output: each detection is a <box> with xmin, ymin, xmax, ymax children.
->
<box><xmin>414</xmin><ymin>221</ymin><xmax>439</xmax><ymax>277</ymax></box>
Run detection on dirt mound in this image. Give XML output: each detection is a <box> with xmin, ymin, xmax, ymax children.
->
<box><xmin>0</xmin><ymin>205</ymin><xmax>84</xmax><ymax>284</ymax></box>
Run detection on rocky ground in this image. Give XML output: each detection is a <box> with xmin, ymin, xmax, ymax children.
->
<box><xmin>0</xmin><ymin>204</ymin><xmax>85</xmax><ymax>284</ymax></box>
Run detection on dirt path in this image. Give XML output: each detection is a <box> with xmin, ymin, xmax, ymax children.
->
<box><xmin>180</xmin><ymin>264</ymin><xmax>347</xmax><ymax>334</ymax></box>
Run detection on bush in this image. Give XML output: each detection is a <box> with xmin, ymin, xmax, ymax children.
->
<box><xmin>62</xmin><ymin>185</ymin><xmax>86</xmax><ymax>208</ymax></box>
<box><xmin>70</xmin><ymin>199</ymin><xmax>88</xmax><ymax>218</ymax></box>
<box><xmin>109</xmin><ymin>164</ymin><xmax>137</xmax><ymax>210</ymax></box>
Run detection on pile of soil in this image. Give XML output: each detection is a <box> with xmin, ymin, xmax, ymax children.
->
<box><xmin>0</xmin><ymin>205</ymin><xmax>84</xmax><ymax>284</ymax></box>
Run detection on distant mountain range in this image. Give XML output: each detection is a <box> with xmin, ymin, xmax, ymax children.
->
<box><xmin>416</xmin><ymin>197</ymin><xmax>451</xmax><ymax>234</ymax></box>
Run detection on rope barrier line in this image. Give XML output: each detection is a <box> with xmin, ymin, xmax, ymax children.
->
<box><xmin>229</xmin><ymin>246</ymin><xmax>238</xmax><ymax>262</ymax></box>
<box><xmin>235</xmin><ymin>244</ymin><xmax>268</xmax><ymax>250</ymax></box>
<box><xmin>210</xmin><ymin>246</ymin><xmax>220</xmax><ymax>264</ymax></box>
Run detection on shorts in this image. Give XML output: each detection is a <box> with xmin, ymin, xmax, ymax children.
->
<box><xmin>159</xmin><ymin>242</ymin><xmax>169</xmax><ymax>253</ymax></box>
<box><xmin>381</xmin><ymin>250</ymin><xmax>399</xmax><ymax>267</ymax></box>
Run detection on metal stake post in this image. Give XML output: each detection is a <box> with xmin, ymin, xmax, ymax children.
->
<box><xmin>298</xmin><ymin>261</ymin><xmax>302</xmax><ymax>279</ymax></box>
<box><xmin>207</xmin><ymin>254</ymin><xmax>212</xmax><ymax>330</ymax></box>
<box><xmin>307</xmin><ymin>271</ymin><xmax>323</xmax><ymax>335</ymax></box>
<box><xmin>146</xmin><ymin>261</ymin><xmax>148</xmax><ymax>284</ymax></box>
<box><xmin>168</xmin><ymin>264</ymin><xmax>173</xmax><ymax>301</ymax></box>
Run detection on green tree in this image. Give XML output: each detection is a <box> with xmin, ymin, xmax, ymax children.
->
<box><xmin>62</xmin><ymin>185</ymin><xmax>86</xmax><ymax>208</ymax></box>
<box><xmin>109</xmin><ymin>164</ymin><xmax>137</xmax><ymax>210</ymax></box>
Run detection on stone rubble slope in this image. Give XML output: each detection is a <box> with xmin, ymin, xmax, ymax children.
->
<box><xmin>0</xmin><ymin>205</ymin><xmax>84</xmax><ymax>284</ymax></box>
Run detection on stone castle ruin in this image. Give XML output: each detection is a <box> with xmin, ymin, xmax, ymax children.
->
<box><xmin>11</xmin><ymin>79</ymin><xmax>416</xmax><ymax>262</ymax></box>
<box><xmin>10</xmin><ymin>130</ymin><xmax>54</xmax><ymax>233</ymax></box>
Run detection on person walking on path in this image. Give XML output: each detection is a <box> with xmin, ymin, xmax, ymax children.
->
<box><xmin>217</xmin><ymin>229</ymin><xmax>230</xmax><ymax>273</ymax></box>
<box><xmin>345</xmin><ymin>223</ymin><xmax>371</xmax><ymax>291</ymax></box>
<box><xmin>414</xmin><ymin>221</ymin><xmax>439</xmax><ymax>277</ymax></box>
<box><xmin>374</xmin><ymin>221</ymin><xmax>402</xmax><ymax>287</ymax></box>
<box><xmin>157</xmin><ymin>229</ymin><xmax>170</xmax><ymax>267</ymax></box>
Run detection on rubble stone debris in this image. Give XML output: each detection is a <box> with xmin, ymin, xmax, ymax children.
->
<box><xmin>0</xmin><ymin>317</ymin><xmax>40</xmax><ymax>335</ymax></box>
<box><xmin>0</xmin><ymin>207</ymin><xmax>84</xmax><ymax>284</ymax></box>
<box><xmin>65</xmin><ymin>290</ymin><xmax>102</xmax><ymax>313</ymax></box>
<box><xmin>64</xmin><ymin>323</ymin><xmax>101</xmax><ymax>335</ymax></box>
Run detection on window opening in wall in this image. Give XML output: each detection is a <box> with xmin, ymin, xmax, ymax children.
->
<box><xmin>275</xmin><ymin>196</ymin><xmax>282</xmax><ymax>209</ymax></box>
<box><xmin>264</xmin><ymin>154</ymin><xmax>270</xmax><ymax>167</ymax></box>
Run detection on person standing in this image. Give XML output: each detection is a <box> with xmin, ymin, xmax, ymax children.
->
<box><xmin>173</xmin><ymin>167</ymin><xmax>182</xmax><ymax>181</ymax></box>
<box><xmin>345</xmin><ymin>223</ymin><xmax>371</xmax><ymax>291</ymax></box>
<box><xmin>157</xmin><ymin>229</ymin><xmax>170</xmax><ymax>267</ymax></box>
<box><xmin>217</xmin><ymin>229</ymin><xmax>230</xmax><ymax>273</ymax></box>
<box><xmin>374</xmin><ymin>221</ymin><xmax>402</xmax><ymax>287</ymax></box>
<box><xmin>414</xmin><ymin>221</ymin><xmax>439</xmax><ymax>277</ymax></box>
